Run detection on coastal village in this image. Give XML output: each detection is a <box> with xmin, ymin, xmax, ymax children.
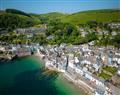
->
<box><xmin>0</xmin><ymin>41</ymin><xmax>120</xmax><ymax>95</ymax></box>
<box><xmin>0</xmin><ymin>22</ymin><xmax>120</xmax><ymax>95</ymax></box>
<box><xmin>0</xmin><ymin>1</ymin><xmax>120</xmax><ymax>94</ymax></box>
<box><xmin>41</xmin><ymin>44</ymin><xmax>120</xmax><ymax>95</ymax></box>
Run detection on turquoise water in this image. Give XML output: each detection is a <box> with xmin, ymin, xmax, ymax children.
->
<box><xmin>0</xmin><ymin>56</ymin><xmax>82</xmax><ymax>95</ymax></box>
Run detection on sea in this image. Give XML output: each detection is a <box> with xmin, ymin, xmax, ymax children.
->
<box><xmin>0</xmin><ymin>56</ymin><xmax>82</xmax><ymax>95</ymax></box>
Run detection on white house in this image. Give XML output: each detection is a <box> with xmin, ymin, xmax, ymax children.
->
<box><xmin>75</xmin><ymin>68</ymin><xmax>84</xmax><ymax>76</ymax></box>
<box><xmin>84</xmin><ymin>72</ymin><xmax>93</xmax><ymax>80</ymax></box>
<box><xmin>68</xmin><ymin>54</ymin><xmax>75</xmax><ymax>68</ymax></box>
<box><xmin>81</xmin><ymin>31</ymin><xmax>88</xmax><ymax>37</ymax></box>
<box><xmin>117</xmin><ymin>66</ymin><xmax>120</xmax><ymax>75</ymax></box>
<box><xmin>81</xmin><ymin>60</ymin><xmax>91</xmax><ymax>65</ymax></box>
<box><xmin>0</xmin><ymin>46</ymin><xmax>5</xmax><ymax>51</ymax></box>
<box><xmin>93</xmin><ymin>64</ymin><xmax>100</xmax><ymax>72</ymax></box>
<box><xmin>68</xmin><ymin>60</ymin><xmax>75</xmax><ymax>68</ymax></box>
<box><xmin>74</xmin><ymin>57</ymin><xmax>79</xmax><ymax>63</ymax></box>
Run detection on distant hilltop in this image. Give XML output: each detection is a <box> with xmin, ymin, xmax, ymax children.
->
<box><xmin>60</xmin><ymin>9</ymin><xmax>120</xmax><ymax>24</ymax></box>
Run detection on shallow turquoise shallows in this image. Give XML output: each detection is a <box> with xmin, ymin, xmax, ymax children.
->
<box><xmin>0</xmin><ymin>56</ymin><xmax>82</xmax><ymax>95</ymax></box>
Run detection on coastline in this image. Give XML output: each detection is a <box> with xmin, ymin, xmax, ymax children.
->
<box><xmin>35</xmin><ymin>53</ymin><xmax>93</xmax><ymax>95</ymax></box>
<box><xmin>60</xmin><ymin>73</ymin><xmax>91</xmax><ymax>95</ymax></box>
<box><xmin>62</xmin><ymin>72</ymin><xmax>93</xmax><ymax>95</ymax></box>
<box><xmin>0</xmin><ymin>52</ymin><xmax>93</xmax><ymax>95</ymax></box>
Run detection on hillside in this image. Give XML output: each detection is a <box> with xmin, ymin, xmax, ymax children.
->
<box><xmin>0</xmin><ymin>9</ymin><xmax>120</xmax><ymax>32</ymax></box>
<box><xmin>60</xmin><ymin>9</ymin><xmax>120</xmax><ymax>25</ymax></box>
<box><xmin>5</xmin><ymin>9</ymin><xmax>41</xmax><ymax>24</ymax></box>
<box><xmin>39</xmin><ymin>12</ymin><xmax>66</xmax><ymax>19</ymax></box>
<box><xmin>33</xmin><ymin>9</ymin><xmax>120</xmax><ymax>25</ymax></box>
<box><xmin>31</xmin><ymin>12</ymin><xmax>67</xmax><ymax>24</ymax></box>
<box><xmin>0</xmin><ymin>9</ymin><xmax>41</xmax><ymax>32</ymax></box>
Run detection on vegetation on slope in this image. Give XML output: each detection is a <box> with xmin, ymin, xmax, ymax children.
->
<box><xmin>6</xmin><ymin>9</ymin><xmax>31</xmax><ymax>17</ymax></box>
<box><xmin>34</xmin><ymin>9</ymin><xmax>120</xmax><ymax>25</ymax></box>
<box><xmin>61</xmin><ymin>9</ymin><xmax>120</xmax><ymax>25</ymax></box>
<box><xmin>34</xmin><ymin>12</ymin><xmax>67</xmax><ymax>24</ymax></box>
<box><xmin>0</xmin><ymin>9</ymin><xmax>41</xmax><ymax>32</ymax></box>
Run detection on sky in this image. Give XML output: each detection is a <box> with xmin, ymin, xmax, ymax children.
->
<box><xmin>0</xmin><ymin>0</ymin><xmax>119</xmax><ymax>14</ymax></box>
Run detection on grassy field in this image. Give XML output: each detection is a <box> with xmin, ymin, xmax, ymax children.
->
<box><xmin>102</xmin><ymin>66</ymin><xmax>117</xmax><ymax>74</ymax></box>
<box><xmin>98</xmin><ymin>71</ymin><xmax>112</xmax><ymax>80</ymax></box>
<box><xmin>36</xmin><ymin>9</ymin><xmax>120</xmax><ymax>25</ymax></box>
<box><xmin>39</xmin><ymin>12</ymin><xmax>67</xmax><ymax>19</ymax></box>
<box><xmin>61</xmin><ymin>9</ymin><xmax>120</xmax><ymax>25</ymax></box>
<box><xmin>98</xmin><ymin>66</ymin><xmax>117</xmax><ymax>80</ymax></box>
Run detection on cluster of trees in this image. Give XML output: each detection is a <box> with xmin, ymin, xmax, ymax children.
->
<box><xmin>79</xmin><ymin>21</ymin><xmax>120</xmax><ymax>48</ymax></box>
<box><xmin>0</xmin><ymin>32</ymin><xmax>47</xmax><ymax>45</ymax></box>
<box><xmin>0</xmin><ymin>18</ymin><xmax>98</xmax><ymax>45</ymax></box>
<box><xmin>44</xmin><ymin>19</ymin><xmax>119</xmax><ymax>48</ymax></box>
<box><xmin>32</xmin><ymin>33</ymin><xmax>47</xmax><ymax>45</ymax></box>
<box><xmin>44</xmin><ymin>19</ymin><xmax>98</xmax><ymax>45</ymax></box>
<box><xmin>0</xmin><ymin>32</ymin><xmax>29</xmax><ymax>44</ymax></box>
<box><xmin>0</xmin><ymin>13</ymin><xmax>38</xmax><ymax>32</ymax></box>
<box><xmin>96</xmin><ymin>34</ymin><xmax>120</xmax><ymax>48</ymax></box>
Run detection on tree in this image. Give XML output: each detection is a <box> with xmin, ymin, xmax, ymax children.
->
<box><xmin>32</xmin><ymin>33</ymin><xmax>47</xmax><ymax>45</ymax></box>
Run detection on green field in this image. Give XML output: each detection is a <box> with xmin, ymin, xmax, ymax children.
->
<box><xmin>36</xmin><ymin>9</ymin><xmax>120</xmax><ymax>25</ymax></box>
<box><xmin>102</xmin><ymin>66</ymin><xmax>117</xmax><ymax>74</ymax></box>
<box><xmin>98</xmin><ymin>71</ymin><xmax>112</xmax><ymax>80</ymax></box>
<box><xmin>98</xmin><ymin>66</ymin><xmax>117</xmax><ymax>80</ymax></box>
<box><xmin>61</xmin><ymin>9</ymin><xmax>120</xmax><ymax>24</ymax></box>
